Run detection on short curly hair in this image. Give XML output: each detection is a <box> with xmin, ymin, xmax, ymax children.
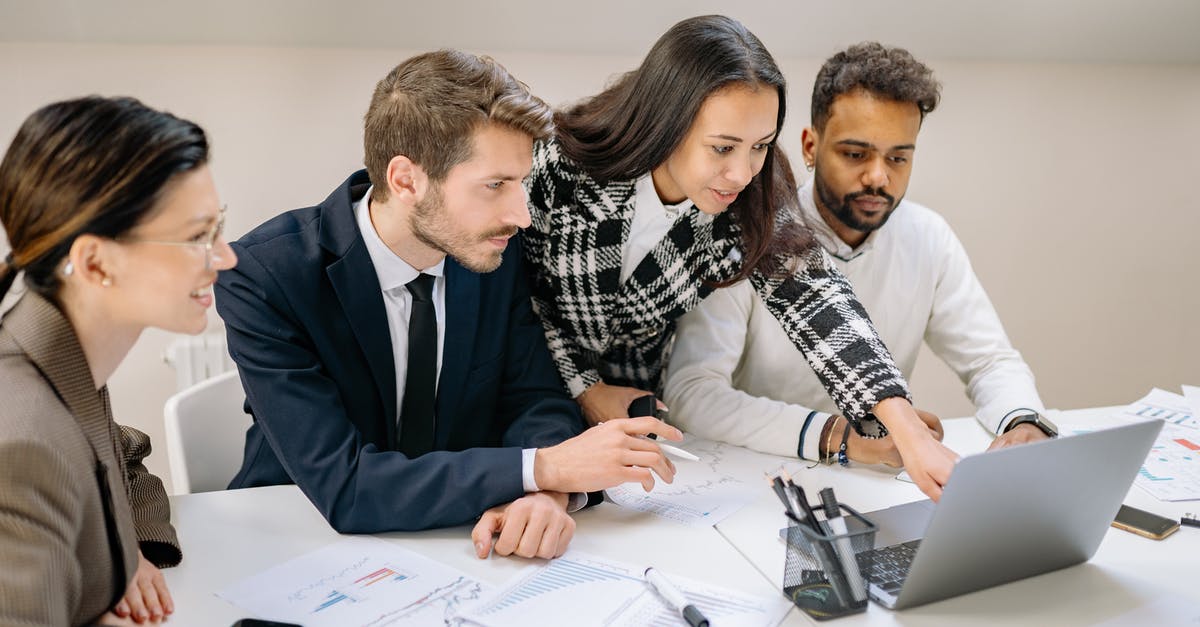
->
<box><xmin>811</xmin><ymin>42</ymin><xmax>941</xmax><ymax>131</ymax></box>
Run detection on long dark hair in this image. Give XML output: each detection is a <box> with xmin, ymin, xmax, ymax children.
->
<box><xmin>555</xmin><ymin>15</ymin><xmax>809</xmax><ymax>283</ymax></box>
<box><xmin>0</xmin><ymin>96</ymin><xmax>209</xmax><ymax>303</ymax></box>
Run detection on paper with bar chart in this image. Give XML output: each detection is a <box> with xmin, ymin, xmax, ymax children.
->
<box><xmin>216</xmin><ymin>536</ymin><xmax>489</xmax><ymax>626</ymax></box>
<box><xmin>603</xmin><ymin>434</ymin><xmax>785</xmax><ymax>526</ymax></box>
<box><xmin>454</xmin><ymin>550</ymin><xmax>789</xmax><ymax>627</ymax></box>
<box><xmin>1114</xmin><ymin>389</ymin><xmax>1200</xmax><ymax>501</ymax></box>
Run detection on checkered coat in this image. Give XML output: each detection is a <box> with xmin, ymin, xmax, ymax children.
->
<box><xmin>524</xmin><ymin>140</ymin><xmax>908</xmax><ymax>431</ymax></box>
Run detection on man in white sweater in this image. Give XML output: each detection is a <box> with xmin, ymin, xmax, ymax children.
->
<box><xmin>664</xmin><ymin>42</ymin><xmax>1055</xmax><ymax>468</ymax></box>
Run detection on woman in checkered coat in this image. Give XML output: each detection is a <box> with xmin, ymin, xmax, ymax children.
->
<box><xmin>523</xmin><ymin>15</ymin><xmax>958</xmax><ymax>499</ymax></box>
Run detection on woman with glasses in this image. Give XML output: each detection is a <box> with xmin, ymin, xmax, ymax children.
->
<box><xmin>0</xmin><ymin>96</ymin><xmax>236</xmax><ymax>626</ymax></box>
<box><xmin>524</xmin><ymin>15</ymin><xmax>956</xmax><ymax>499</ymax></box>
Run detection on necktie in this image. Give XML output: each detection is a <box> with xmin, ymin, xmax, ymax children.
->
<box><xmin>398</xmin><ymin>273</ymin><xmax>437</xmax><ymax>457</ymax></box>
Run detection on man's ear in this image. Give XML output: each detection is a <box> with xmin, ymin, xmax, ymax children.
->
<box><xmin>800</xmin><ymin>127</ymin><xmax>819</xmax><ymax>169</ymax></box>
<box><xmin>385</xmin><ymin>155</ymin><xmax>429</xmax><ymax>206</ymax></box>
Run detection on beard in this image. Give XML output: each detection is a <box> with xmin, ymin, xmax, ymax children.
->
<box><xmin>813</xmin><ymin>165</ymin><xmax>900</xmax><ymax>234</ymax></box>
<box><xmin>410</xmin><ymin>184</ymin><xmax>517</xmax><ymax>273</ymax></box>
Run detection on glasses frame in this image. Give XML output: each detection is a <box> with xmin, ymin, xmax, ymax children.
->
<box><xmin>117</xmin><ymin>206</ymin><xmax>226</xmax><ymax>271</ymax></box>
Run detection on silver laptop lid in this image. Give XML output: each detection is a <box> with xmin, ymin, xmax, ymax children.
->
<box><xmin>893</xmin><ymin>419</ymin><xmax>1162</xmax><ymax>609</ymax></box>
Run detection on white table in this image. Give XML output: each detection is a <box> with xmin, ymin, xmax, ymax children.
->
<box><xmin>163</xmin><ymin>485</ymin><xmax>783</xmax><ymax>625</ymax></box>
<box><xmin>162</xmin><ymin>408</ymin><xmax>1199</xmax><ymax>625</ymax></box>
<box><xmin>715</xmin><ymin>408</ymin><xmax>1200</xmax><ymax>625</ymax></box>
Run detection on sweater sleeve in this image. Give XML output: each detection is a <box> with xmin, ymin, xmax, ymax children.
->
<box><xmin>751</xmin><ymin>244</ymin><xmax>909</xmax><ymax>437</ymax></box>
<box><xmin>664</xmin><ymin>280</ymin><xmax>832</xmax><ymax>460</ymax></box>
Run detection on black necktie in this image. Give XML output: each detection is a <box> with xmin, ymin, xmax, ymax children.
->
<box><xmin>398</xmin><ymin>273</ymin><xmax>437</xmax><ymax>457</ymax></box>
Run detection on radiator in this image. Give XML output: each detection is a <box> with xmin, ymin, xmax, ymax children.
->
<box><xmin>164</xmin><ymin>332</ymin><xmax>237</xmax><ymax>391</ymax></box>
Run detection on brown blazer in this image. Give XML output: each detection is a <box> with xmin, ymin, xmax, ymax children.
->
<box><xmin>0</xmin><ymin>293</ymin><xmax>181</xmax><ymax>626</ymax></box>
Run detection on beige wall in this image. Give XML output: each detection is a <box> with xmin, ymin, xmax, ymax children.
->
<box><xmin>2</xmin><ymin>43</ymin><xmax>1197</xmax><ymax>490</ymax></box>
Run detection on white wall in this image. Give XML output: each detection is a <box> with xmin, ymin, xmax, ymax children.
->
<box><xmin>2</xmin><ymin>43</ymin><xmax>1197</xmax><ymax>489</ymax></box>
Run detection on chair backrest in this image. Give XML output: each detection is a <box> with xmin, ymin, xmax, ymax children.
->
<box><xmin>163</xmin><ymin>370</ymin><xmax>251</xmax><ymax>494</ymax></box>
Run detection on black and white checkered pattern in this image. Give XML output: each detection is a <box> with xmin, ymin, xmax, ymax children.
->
<box><xmin>524</xmin><ymin>140</ymin><xmax>907</xmax><ymax>432</ymax></box>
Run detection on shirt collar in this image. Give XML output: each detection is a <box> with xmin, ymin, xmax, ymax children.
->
<box><xmin>633</xmin><ymin>173</ymin><xmax>714</xmax><ymax>225</ymax></box>
<box><xmin>798</xmin><ymin>177</ymin><xmax>879</xmax><ymax>261</ymax></box>
<box><xmin>355</xmin><ymin>185</ymin><xmax>445</xmax><ymax>292</ymax></box>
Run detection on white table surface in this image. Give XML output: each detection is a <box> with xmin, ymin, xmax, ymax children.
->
<box><xmin>162</xmin><ymin>485</ymin><xmax>784</xmax><ymax>625</ymax></box>
<box><xmin>715</xmin><ymin>407</ymin><xmax>1200</xmax><ymax>626</ymax></box>
<box><xmin>161</xmin><ymin>407</ymin><xmax>1200</xmax><ymax>626</ymax></box>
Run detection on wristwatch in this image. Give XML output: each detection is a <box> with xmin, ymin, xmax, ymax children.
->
<box><xmin>1004</xmin><ymin>412</ymin><xmax>1058</xmax><ymax>438</ymax></box>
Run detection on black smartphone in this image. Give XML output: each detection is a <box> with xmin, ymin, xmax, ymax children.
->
<box><xmin>1111</xmin><ymin>504</ymin><xmax>1180</xmax><ymax>540</ymax></box>
<box><xmin>627</xmin><ymin>394</ymin><xmax>657</xmax><ymax>418</ymax></box>
<box><xmin>231</xmin><ymin>619</ymin><xmax>303</xmax><ymax>627</ymax></box>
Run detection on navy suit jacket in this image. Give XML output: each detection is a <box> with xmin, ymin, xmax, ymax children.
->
<box><xmin>216</xmin><ymin>170</ymin><xmax>585</xmax><ymax>533</ymax></box>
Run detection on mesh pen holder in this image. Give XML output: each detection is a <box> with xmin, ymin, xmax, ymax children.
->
<box><xmin>783</xmin><ymin>504</ymin><xmax>876</xmax><ymax>620</ymax></box>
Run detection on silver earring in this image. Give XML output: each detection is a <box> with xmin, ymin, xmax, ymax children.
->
<box><xmin>805</xmin><ymin>162</ymin><xmax>814</xmax><ymax>172</ymax></box>
<box><xmin>62</xmin><ymin>261</ymin><xmax>74</xmax><ymax>276</ymax></box>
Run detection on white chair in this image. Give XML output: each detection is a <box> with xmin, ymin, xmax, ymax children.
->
<box><xmin>163</xmin><ymin>370</ymin><xmax>251</xmax><ymax>494</ymax></box>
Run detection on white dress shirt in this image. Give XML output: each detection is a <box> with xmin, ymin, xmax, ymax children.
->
<box><xmin>620</xmin><ymin>174</ymin><xmax>713</xmax><ymax>282</ymax></box>
<box><xmin>356</xmin><ymin>189</ymin><xmax>544</xmax><ymax>492</ymax></box>
<box><xmin>664</xmin><ymin>177</ymin><xmax>1045</xmax><ymax>461</ymax></box>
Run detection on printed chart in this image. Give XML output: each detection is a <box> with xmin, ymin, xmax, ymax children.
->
<box><xmin>603</xmin><ymin>434</ymin><xmax>787</xmax><ymax>526</ymax></box>
<box><xmin>217</xmin><ymin>536</ymin><xmax>488</xmax><ymax>626</ymax></box>
<box><xmin>455</xmin><ymin>551</ymin><xmax>788</xmax><ymax>627</ymax></box>
<box><xmin>1114</xmin><ymin>389</ymin><xmax>1200</xmax><ymax>501</ymax></box>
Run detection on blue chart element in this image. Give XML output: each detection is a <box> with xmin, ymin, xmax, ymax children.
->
<box><xmin>480</xmin><ymin>559</ymin><xmax>638</xmax><ymax>614</ymax></box>
<box><xmin>314</xmin><ymin>589</ymin><xmax>353</xmax><ymax>612</ymax></box>
<box><xmin>1135</xmin><ymin>405</ymin><xmax>1194</xmax><ymax>425</ymax></box>
<box><xmin>1138</xmin><ymin>468</ymin><xmax>1172</xmax><ymax>482</ymax></box>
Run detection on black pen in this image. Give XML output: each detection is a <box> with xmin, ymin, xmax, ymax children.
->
<box><xmin>819</xmin><ymin>488</ymin><xmax>866</xmax><ymax>602</ymax></box>
<box><xmin>645</xmin><ymin>567</ymin><xmax>709</xmax><ymax>627</ymax></box>
<box><xmin>789</xmin><ymin>481</ymin><xmax>852</xmax><ymax>607</ymax></box>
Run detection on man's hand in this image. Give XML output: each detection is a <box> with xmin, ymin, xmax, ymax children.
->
<box><xmin>873</xmin><ymin>398</ymin><xmax>959</xmax><ymax>501</ymax></box>
<box><xmin>109</xmin><ymin>550</ymin><xmax>173</xmax><ymax>623</ymax></box>
<box><xmin>577</xmin><ymin>381</ymin><xmax>667</xmax><ymax>426</ymax></box>
<box><xmin>987</xmin><ymin>423</ymin><xmax>1050</xmax><ymax>451</ymax></box>
<box><xmin>845</xmin><ymin>408</ymin><xmax>943</xmax><ymax>467</ymax></box>
<box><xmin>534</xmin><ymin>416</ymin><xmax>682</xmax><ymax>493</ymax></box>
<box><xmin>472</xmin><ymin>492</ymin><xmax>575</xmax><ymax>559</ymax></box>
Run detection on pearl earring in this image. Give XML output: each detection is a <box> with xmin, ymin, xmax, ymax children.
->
<box><xmin>101</xmin><ymin>277</ymin><xmax>112</xmax><ymax>288</ymax></box>
<box><xmin>62</xmin><ymin>261</ymin><xmax>74</xmax><ymax>276</ymax></box>
<box><xmin>805</xmin><ymin>162</ymin><xmax>814</xmax><ymax>172</ymax></box>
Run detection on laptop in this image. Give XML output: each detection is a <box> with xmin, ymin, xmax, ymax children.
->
<box><xmin>859</xmin><ymin>419</ymin><xmax>1162</xmax><ymax>610</ymax></box>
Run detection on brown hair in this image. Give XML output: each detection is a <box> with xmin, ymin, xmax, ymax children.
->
<box><xmin>0</xmin><ymin>96</ymin><xmax>209</xmax><ymax>302</ymax></box>
<box><xmin>363</xmin><ymin>50</ymin><xmax>553</xmax><ymax>203</ymax></box>
<box><xmin>811</xmin><ymin>42</ymin><xmax>941</xmax><ymax>132</ymax></box>
<box><xmin>553</xmin><ymin>15</ymin><xmax>808</xmax><ymax>284</ymax></box>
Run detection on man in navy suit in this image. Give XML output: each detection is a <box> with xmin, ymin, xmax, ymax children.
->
<box><xmin>215</xmin><ymin>50</ymin><xmax>682</xmax><ymax>559</ymax></box>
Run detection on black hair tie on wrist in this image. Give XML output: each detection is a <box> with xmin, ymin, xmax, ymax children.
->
<box><xmin>837</xmin><ymin>420</ymin><xmax>852</xmax><ymax>466</ymax></box>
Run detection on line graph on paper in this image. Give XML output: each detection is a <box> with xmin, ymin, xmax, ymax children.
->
<box><xmin>454</xmin><ymin>551</ymin><xmax>790</xmax><ymax>627</ymax></box>
<box><xmin>216</xmin><ymin>536</ymin><xmax>490</xmax><ymax>626</ymax></box>
<box><xmin>1108</xmin><ymin>389</ymin><xmax>1200</xmax><ymax>501</ymax></box>
<box><xmin>603</xmin><ymin>435</ymin><xmax>790</xmax><ymax>526</ymax></box>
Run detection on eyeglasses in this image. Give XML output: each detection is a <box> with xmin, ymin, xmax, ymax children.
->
<box><xmin>118</xmin><ymin>206</ymin><xmax>227</xmax><ymax>271</ymax></box>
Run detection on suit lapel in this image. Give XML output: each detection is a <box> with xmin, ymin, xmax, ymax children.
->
<box><xmin>320</xmin><ymin>173</ymin><xmax>399</xmax><ymax>447</ymax></box>
<box><xmin>435</xmin><ymin>259</ymin><xmax>479</xmax><ymax>448</ymax></box>
<box><xmin>4</xmin><ymin>293</ymin><xmax>139</xmax><ymax>588</ymax></box>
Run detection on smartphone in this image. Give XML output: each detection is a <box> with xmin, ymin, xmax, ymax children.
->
<box><xmin>627</xmin><ymin>394</ymin><xmax>657</xmax><ymax>418</ymax></box>
<box><xmin>1111</xmin><ymin>504</ymin><xmax>1180</xmax><ymax>540</ymax></box>
<box><xmin>231</xmin><ymin>619</ymin><xmax>303</xmax><ymax>627</ymax></box>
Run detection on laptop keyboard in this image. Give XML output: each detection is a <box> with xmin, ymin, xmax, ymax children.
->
<box><xmin>859</xmin><ymin>539</ymin><xmax>921</xmax><ymax>592</ymax></box>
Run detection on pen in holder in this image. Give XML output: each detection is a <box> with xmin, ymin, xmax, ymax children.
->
<box><xmin>783</xmin><ymin>504</ymin><xmax>876</xmax><ymax>621</ymax></box>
